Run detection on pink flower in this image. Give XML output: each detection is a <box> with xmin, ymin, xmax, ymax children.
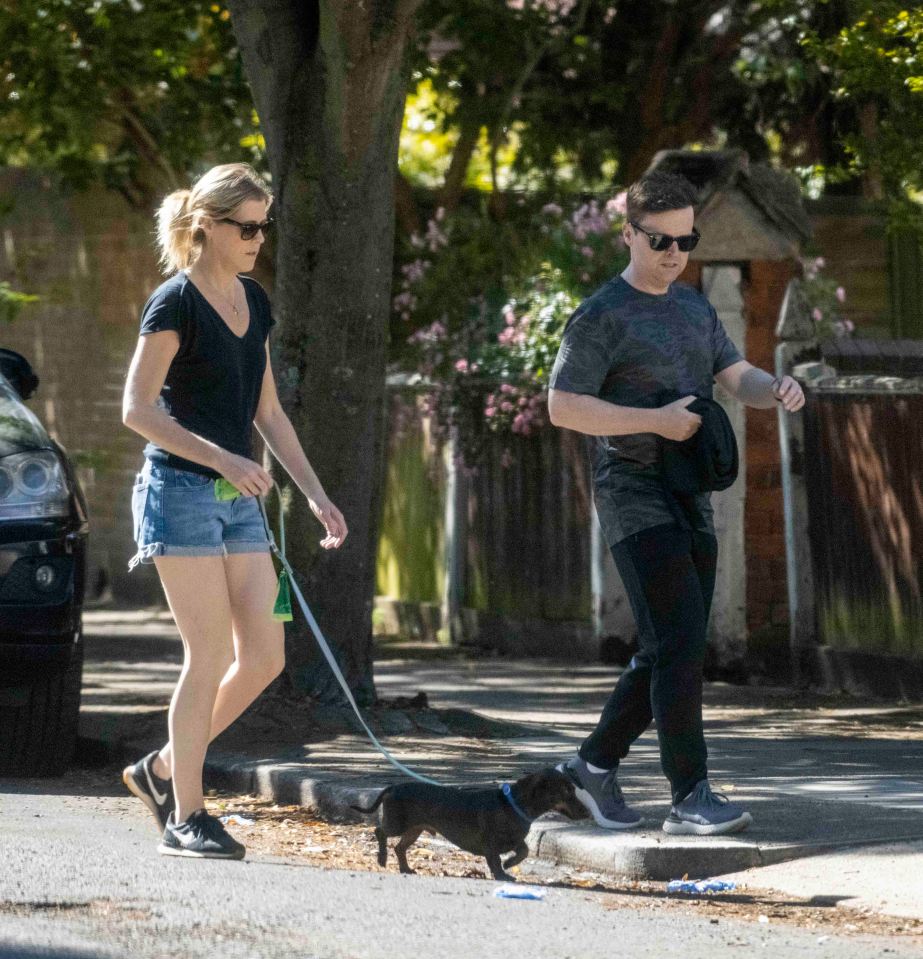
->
<box><xmin>581</xmin><ymin>246</ymin><xmax>594</xmax><ymax>258</ymax></box>
<box><xmin>518</xmin><ymin>397</ymin><xmax>528</xmax><ymax>407</ymax></box>
<box><xmin>454</xmin><ymin>359</ymin><xmax>469</xmax><ymax>373</ymax></box>
<box><xmin>812</xmin><ymin>308</ymin><xmax>823</xmax><ymax>322</ymax></box>
<box><xmin>836</xmin><ymin>286</ymin><xmax>846</xmax><ymax>303</ymax></box>
<box><xmin>541</xmin><ymin>202</ymin><xmax>563</xmax><ymax>217</ymax></box>
<box><xmin>484</xmin><ymin>406</ymin><xmax>496</xmax><ymax>418</ymax></box>
<box><xmin>512</xmin><ymin>413</ymin><xmax>526</xmax><ymax>433</ymax></box>
<box><xmin>500</xmin><ymin>384</ymin><xmax>514</xmax><ymax>394</ymax></box>
<box><xmin>814</xmin><ymin>257</ymin><xmax>826</xmax><ymax>270</ymax></box>
<box><xmin>606</xmin><ymin>192</ymin><xmax>627</xmax><ymax>217</ymax></box>
<box><xmin>500</xmin><ymin>401</ymin><xmax>514</xmax><ymax>413</ymax></box>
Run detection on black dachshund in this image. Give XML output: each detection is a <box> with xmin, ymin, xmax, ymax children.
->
<box><xmin>351</xmin><ymin>767</ymin><xmax>586</xmax><ymax>881</ymax></box>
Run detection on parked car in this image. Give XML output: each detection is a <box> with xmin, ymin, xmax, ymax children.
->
<box><xmin>0</xmin><ymin>348</ymin><xmax>88</xmax><ymax>776</ymax></box>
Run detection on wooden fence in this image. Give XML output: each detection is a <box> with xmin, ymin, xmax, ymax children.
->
<box><xmin>802</xmin><ymin>379</ymin><xmax>923</xmax><ymax>660</ymax></box>
<box><xmin>375</xmin><ymin>387</ymin><xmax>595</xmax><ymax>654</ymax></box>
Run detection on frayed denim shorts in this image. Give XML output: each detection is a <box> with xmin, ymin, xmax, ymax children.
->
<box><xmin>128</xmin><ymin>460</ymin><xmax>271</xmax><ymax>570</ymax></box>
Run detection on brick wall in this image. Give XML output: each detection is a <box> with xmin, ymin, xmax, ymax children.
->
<box><xmin>0</xmin><ymin>170</ymin><xmax>165</xmax><ymax>605</ymax></box>
<box><xmin>744</xmin><ymin>259</ymin><xmax>801</xmax><ymax>642</ymax></box>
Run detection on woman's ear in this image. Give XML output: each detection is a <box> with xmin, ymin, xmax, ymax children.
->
<box><xmin>192</xmin><ymin>212</ymin><xmax>210</xmax><ymax>242</ymax></box>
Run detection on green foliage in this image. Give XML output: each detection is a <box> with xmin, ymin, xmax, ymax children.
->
<box><xmin>805</xmin><ymin>5</ymin><xmax>923</xmax><ymax>197</ymax></box>
<box><xmin>0</xmin><ymin>1</ymin><xmax>257</xmax><ymax>205</ymax></box>
<box><xmin>0</xmin><ymin>282</ymin><xmax>39</xmax><ymax>324</ymax></box>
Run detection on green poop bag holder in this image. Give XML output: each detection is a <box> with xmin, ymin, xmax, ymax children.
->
<box><xmin>215</xmin><ymin>474</ymin><xmax>437</xmax><ymax>785</ymax></box>
<box><xmin>215</xmin><ymin>477</ymin><xmax>292</xmax><ymax>622</ymax></box>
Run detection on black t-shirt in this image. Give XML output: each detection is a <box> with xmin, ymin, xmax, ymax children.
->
<box><xmin>138</xmin><ymin>271</ymin><xmax>275</xmax><ymax>477</ymax></box>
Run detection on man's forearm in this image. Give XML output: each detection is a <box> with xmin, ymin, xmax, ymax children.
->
<box><xmin>548</xmin><ymin>391</ymin><xmax>663</xmax><ymax>436</ymax></box>
<box><xmin>735</xmin><ymin>367</ymin><xmax>778</xmax><ymax>409</ymax></box>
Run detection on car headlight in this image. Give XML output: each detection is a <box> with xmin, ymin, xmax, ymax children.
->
<box><xmin>0</xmin><ymin>450</ymin><xmax>70</xmax><ymax>520</ymax></box>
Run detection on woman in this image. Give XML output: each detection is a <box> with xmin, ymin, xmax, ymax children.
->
<box><xmin>120</xmin><ymin>163</ymin><xmax>347</xmax><ymax>860</ymax></box>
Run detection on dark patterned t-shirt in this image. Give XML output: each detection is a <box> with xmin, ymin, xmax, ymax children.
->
<box><xmin>549</xmin><ymin>275</ymin><xmax>743</xmax><ymax>545</ymax></box>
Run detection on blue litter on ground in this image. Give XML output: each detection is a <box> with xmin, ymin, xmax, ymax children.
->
<box><xmin>493</xmin><ymin>884</ymin><xmax>546</xmax><ymax>900</ymax></box>
<box><xmin>667</xmin><ymin>879</ymin><xmax>737</xmax><ymax>894</ymax></box>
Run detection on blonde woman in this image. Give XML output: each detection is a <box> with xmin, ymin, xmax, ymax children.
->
<box><xmin>121</xmin><ymin>163</ymin><xmax>347</xmax><ymax>859</ymax></box>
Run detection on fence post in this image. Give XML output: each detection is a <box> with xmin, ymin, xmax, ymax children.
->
<box><xmin>775</xmin><ymin>279</ymin><xmax>824</xmax><ymax>681</ymax></box>
<box><xmin>441</xmin><ymin>429</ymin><xmax>468</xmax><ymax>645</ymax></box>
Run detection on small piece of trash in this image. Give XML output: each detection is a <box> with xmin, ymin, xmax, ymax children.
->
<box><xmin>219</xmin><ymin>814</ymin><xmax>255</xmax><ymax>826</ymax></box>
<box><xmin>493</xmin><ymin>884</ymin><xmax>546</xmax><ymax>900</ymax></box>
<box><xmin>817</xmin><ymin>936</ymin><xmax>830</xmax><ymax>944</ymax></box>
<box><xmin>667</xmin><ymin>879</ymin><xmax>737</xmax><ymax>894</ymax></box>
<box><xmin>758</xmin><ymin>915</ymin><xmax>769</xmax><ymax>924</ymax></box>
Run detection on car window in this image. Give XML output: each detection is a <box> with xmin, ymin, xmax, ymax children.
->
<box><xmin>0</xmin><ymin>375</ymin><xmax>52</xmax><ymax>455</ymax></box>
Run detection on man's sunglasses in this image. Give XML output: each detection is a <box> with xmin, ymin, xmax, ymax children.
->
<box><xmin>217</xmin><ymin>217</ymin><xmax>274</xmax><ymax>241</ymax></box>
<box><xmin>630</xmin><ymin>221</ymin><xmax>700</xmax><ymax>252</ymax></box>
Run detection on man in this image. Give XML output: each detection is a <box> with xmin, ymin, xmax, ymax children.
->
<box><xmin>548</xmin><ymin>170</ymin><xmax>804</xmax><ymax>835</ymax></box>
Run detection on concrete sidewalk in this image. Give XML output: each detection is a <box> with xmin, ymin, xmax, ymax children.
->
<box><xmin>78</xmin><ymin>610</ymin><xmax>923</xmax><ymax>917</ymax></box>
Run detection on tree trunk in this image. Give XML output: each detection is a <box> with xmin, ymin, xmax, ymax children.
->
<box><xmin>228</xmin><ymin>0</ymin><xmax>422</xmax><ymax>702</ymax></box>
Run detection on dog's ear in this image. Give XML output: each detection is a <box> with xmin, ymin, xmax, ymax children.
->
<box><xmin>514</xmin><ymin>771</ymin><xmax>545</xmax><ymax>804</ymax></box>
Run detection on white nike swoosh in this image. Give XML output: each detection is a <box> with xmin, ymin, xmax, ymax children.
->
<box><xmin>144</xmin><ymin>762</ymin><xmax>168</xmax><ymax>805</ymax></box>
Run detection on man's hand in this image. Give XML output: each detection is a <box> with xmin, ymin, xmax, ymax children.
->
<box><xmin>772</xmin><ymin>376</ymin><xmax>805</xmax><ymax>412</ymax></box>
<box><xmin>656</xmin><ymin>396</ymin><xmax>702</xmax><ymax>441</ymax></box>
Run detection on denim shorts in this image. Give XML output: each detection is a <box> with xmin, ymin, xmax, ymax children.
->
<box><xmin>128</xmin><ymin>461</ymin><xmax>272</xmax><ymax>570</ymax></box>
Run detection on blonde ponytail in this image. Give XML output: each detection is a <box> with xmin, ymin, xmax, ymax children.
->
<box><xmin>156</xmin><ymin>189</ymin><xmax>197</xmax><ymax>274</ymax></box>
<box><xmin>154</xmin><ymin>164</ymin><xmax>272</xmax><ymax>275</ymax></box>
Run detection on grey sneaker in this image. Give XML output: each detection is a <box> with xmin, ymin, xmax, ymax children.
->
<box><xmin>662</xmin><ymin>780</ymin><xmax>752</xmax><ymax>836</ymax></box>
<box><xmin>557</xmin><ymin>756</ymin><xmax>642</xmax><ymax>829</ymax></box>
<box><xmin>158</xmin><ymin>809</ymin><xmax>246</xmax><ymax>860</ymax></box>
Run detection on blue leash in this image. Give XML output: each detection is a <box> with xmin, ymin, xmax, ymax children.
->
<box><xmin>256</xmin><ymin>488</ymin><xmax>441</xmax><ymax>787</ymax></box>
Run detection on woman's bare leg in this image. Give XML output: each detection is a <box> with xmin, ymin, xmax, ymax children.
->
<box><xmin>153</xmin><ymin>555</ymin><xmax>234</xmax><ymax>822</ymax></box>
<box><xmin>152</xmin><ymin>552</ymin><xmax>284</xmax><ymax>781</ymax></box>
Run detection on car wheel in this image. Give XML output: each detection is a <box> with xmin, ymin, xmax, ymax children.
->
<box><xmin>0</xmin><ymin>632</ymin><xmax>83</xmax><ymax>777</ymax></box>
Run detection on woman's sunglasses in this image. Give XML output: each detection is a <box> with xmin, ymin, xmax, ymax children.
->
<box><xmin>630</xmin><ymin>221</ymin><xmax>700</xmax><ymax>252</ymax></box>
<box><xmin>218</xmin><ymin>217</ymin><xmax>274</xmax><ymax>241</ymax></box>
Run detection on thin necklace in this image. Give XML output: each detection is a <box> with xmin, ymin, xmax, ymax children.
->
<box><xmin>194</xmin><ymin>270</ymin><xmax>240</xmax><ymax>318</ymax></box>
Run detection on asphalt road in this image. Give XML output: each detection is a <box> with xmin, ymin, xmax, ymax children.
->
<box><xmin>1</xmin><ymin>779</ymin><xmax>919</xmax><ymax>959</ymax></box>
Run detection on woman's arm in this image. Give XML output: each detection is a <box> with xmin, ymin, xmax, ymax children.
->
<box><xmin>253</xmin><ymin>346</ymin><xmax>348</xmax><ymax>548</ymax></box>
<box><xmin>122</xmin><ymin>331</ymin><xmax>273</xmax><ymax>496</ymax></box>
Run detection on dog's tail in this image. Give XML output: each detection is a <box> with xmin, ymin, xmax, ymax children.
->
<box><xmin>350</xmin><ymin>788</ymin><xmax>388</xmax><ymax>815</ymax></box>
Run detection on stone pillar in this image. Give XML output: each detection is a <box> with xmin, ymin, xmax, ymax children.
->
<box><xmin>701</xmin><ymin>265</ymin><xmax>748</xmax><ymax>667</ymax></box>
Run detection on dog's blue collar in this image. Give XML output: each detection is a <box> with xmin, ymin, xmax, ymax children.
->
<box><xmin>501</xmin><ymin>783</ymin><xmax>532</xmax><ymax>824</ymax></box>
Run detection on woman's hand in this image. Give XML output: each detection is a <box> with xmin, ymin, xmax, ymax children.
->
<box><xmin>218</xmin><ymin>452</ymin><xmax>274</xmax><ymax>497</ymax></box>
<box><xmin>309</xmin><ymin>496</ymin><xmax>348</xmax><ymax>549</ymax></box>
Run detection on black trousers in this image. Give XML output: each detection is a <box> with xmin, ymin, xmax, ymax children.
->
<box><xmin>580</xmin><ymin>522</ymin><xmax>718</xmax><ymax>805</ymax></box>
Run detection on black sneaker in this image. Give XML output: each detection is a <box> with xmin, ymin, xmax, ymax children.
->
<box><xmin>122</xmin><ymin>750</ymin><xmax>175</xmax><ymax>832</ymax></box>
<box><xmin>158</xmin><ymin>809</ymin><xmax>246</xmax><ymax>860</ymax></box>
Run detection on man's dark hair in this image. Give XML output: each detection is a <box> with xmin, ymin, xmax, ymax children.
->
<box><xmin>626</xmin><ymin>171</ymin><xmax>698</xmax><ymax>222</ymax></box>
